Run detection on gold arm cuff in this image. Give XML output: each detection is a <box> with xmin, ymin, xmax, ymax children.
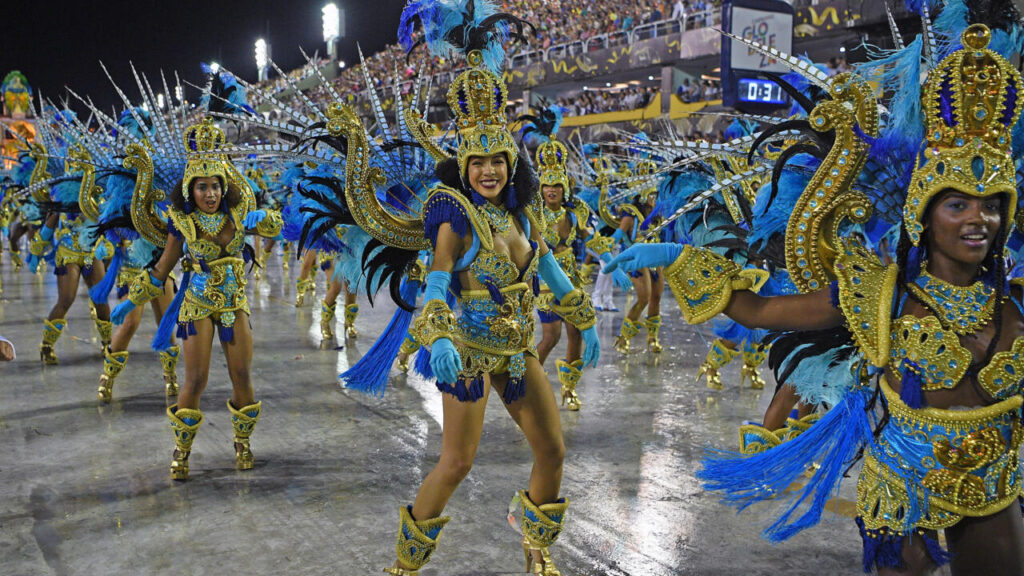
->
<box><xmin>551</xmin><ymin>288</ymin><xmax>597</xmax><ymax>330</ymax></box>
<box><xmin>663</xmin><ymin>245</ymin><xmax>769</xmax><ymax>324</ymax></box>
<box><xmin>127</xmin><ymin>271</ymin><xmax>165</xmax><ymax>307</ymax></box>
<box><xmin>586</xmin><ymin>234</ymin><xmax>615</xmax><ymax>255</ymax></box>
<box><xmin>254</xmin><ymin>209</ymin><xmax>283</xmax><ymax>237</ymax></box>
<box><xmin>412</xmin><ymin>299</ymin><xmax>457</xmax><ymax>347</ymax></box>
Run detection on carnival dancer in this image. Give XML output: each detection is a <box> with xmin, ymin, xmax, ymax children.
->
<box><xmin>112</xmin><ymin>112</ymin><xmax>282</xmax><ymax>480</ymax></box>
<box><xmin>523</xmin><ymin>106</ymin><xmax>593</xmax><ymax>411</ymax></box>
<box><xmin>89</xmin><ymin>108</ymin><xmax>180</xmax><ymax>402</ymax></box>
<box><xmin>25</xmin><ymin>109</ymin><xmax>112</xmax><ymax>364</ymax></box>
<box><xmin>609</xmin><ymin>160</ymin><xmax>666</xmax><ymax>354</ymax></box>
<box><xmin>607</xmin><ymin>16</ymin><xmax>1024</xmax><ymax>574</ymax></box>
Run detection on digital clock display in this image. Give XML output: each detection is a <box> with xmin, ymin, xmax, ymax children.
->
<box><xmin>737</xmin><ymin>78</ymin><xmax>787</xmax><ymax>105</ymax></box>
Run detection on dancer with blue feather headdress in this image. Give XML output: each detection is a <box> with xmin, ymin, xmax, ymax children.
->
<box><xmin>605</xmin><ymin>1</ymin><xmax>1024</xmax><ymax>572</ymax></box>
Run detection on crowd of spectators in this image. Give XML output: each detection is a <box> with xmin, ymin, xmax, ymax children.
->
<box><xmin>556</xmin><ymin>84</ymin><xmax>660</xmax><ymax>116</ymax></box>
<box><xmin>258</xmin><ymin>0</ymin><xmax>723</xmax><ymax>118</ymax></box>
<box><xmin>676</xmin><ymin>78</ymin><xmax>722</xmax><ymax>103</ymax></box>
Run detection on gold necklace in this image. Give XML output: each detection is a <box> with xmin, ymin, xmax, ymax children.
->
<box><xmin>478</xmin><ymin>201</ymin><xmax>511</xmax><ymax>234</ymax></box>
<box><xmin>193</xmin><ymin>211</ymin><xmax>227</xmax><ymax>236</ymax></box>
<box><xmin>909</xmin><ymin>264</ymin><xmax>996</xmax><ymax>335</ymax></box>
<box><xmin>543</xmin><ymin>205</ymin><xmax>566</xmax><ymax>227</ymax></box>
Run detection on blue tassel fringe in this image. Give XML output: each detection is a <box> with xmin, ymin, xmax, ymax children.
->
<box><xmin>152</xmin><ymin>271</ymin><xmax>191</xmax><ymax>352</ymax></box>
<box><xmin>89</xmin><ymin>246</ymin><xmax>123</xmax><ymax>304</ymax></box>
<box><xmin>341</xmin><ymin>278</ymin><xmax>422</xmax><ymax>397</ymax></box>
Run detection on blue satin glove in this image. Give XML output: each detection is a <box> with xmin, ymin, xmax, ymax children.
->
<box><xmin>581</xmin><ymin>326</ymin><xmax>600</xmax><ymax>367</ymax></box>
<box><xmin>611</xmin><ymin>227</ymin><xmax>630</xmax><ymax>247</ymax></box>
<box><xmin>599</xmin><ymin>253</ymin><xmax>634</xmax><ymax>291</ymax></box>
<box><xmin>430</xmin><ymin>337</ymin><xmax>463</xmax><ymax>385</ymax></box>
<box><xmin>27</xmin><ymin>253</ymin><xmax>40</xmax><ymax>273</ymax></box>
<box><xmin>110</xmin><ymin>300</ymin><xmax>136</xmax><ymax>325</ymax></box>
<box><xmin>244</xmin><ymin>210</ymin><xmax>267</xmax><ymax>229</ymax></box>
<box><xmin>604</xmin><ymin>243</ymin><xmax>684</xmax><ymax>274</ymax></box>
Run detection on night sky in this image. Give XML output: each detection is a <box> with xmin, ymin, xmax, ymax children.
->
<box><xmin>1</xmin><ymin>0</ymin><xmax>408</xmax><ymax>114</ymax></box>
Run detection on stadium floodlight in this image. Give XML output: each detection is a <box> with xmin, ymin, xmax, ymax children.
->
<box><xmin>157</xmin><ymin>93</ymin><xmax>165</xmax><ymax>110</ymax></box>
<box><xmin>338</xmin><ymin>60</ymin><xmax>346</xmax><ymax>69</ymax></box>
<box><xmin>255</xmin><ymin>38</ymin><xmax>270</xmax><ymax>82</ymax></box>
<box><xmin>210</xmin><ymin>62</ymin><xmax>221</xmax><ymax>74</ymax></box>
<box><xmin>322</xmin><ymin>3</ymin><xmax>340</xmax><ymax>42</ymax></box>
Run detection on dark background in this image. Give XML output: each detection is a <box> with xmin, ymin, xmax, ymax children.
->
<box><xmin>0</xmin><ymin>0</ymin><xmax>408</xmax><ymax>113</ymax></box>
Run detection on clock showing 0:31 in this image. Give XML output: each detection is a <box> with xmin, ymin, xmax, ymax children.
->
<box><xmin>738</xmin><ymin>78</ymin><xmax>786</xmax><ymax>105</ymax></box>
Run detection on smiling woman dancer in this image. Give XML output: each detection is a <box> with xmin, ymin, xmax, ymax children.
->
<box><xmin>112</xmin><ymin>118</ymin><xmax>281</xmax><ymax>481</ymax></box>
<box><xmin>607</xmin><ymin>21</ymin><xmax>1024</xmax><ymax>576</ymax></box>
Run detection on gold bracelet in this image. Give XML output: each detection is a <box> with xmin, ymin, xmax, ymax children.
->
<box><xmin>127</xmin><ymin>271</ymin><xmax>165</xmax><ymax>307</ymax></box>
<box><xmin>551</xmin><ymin>288</ymin><xmax>597</xmax><ymax>330</ymax></box>
<box><xmin>663</xmin><ymin>245</ymin><xmax>768</xmax><ymax>324</ymax></box>
<box><xmin>585</xmin><ymin>234</ymin><xmax>615</xmax><ymax>256</ymax></box>
<box><xmin>29</xmin><ymin>234</ymin><xmax>51</xmax><ymax>257</ymax></box>
<box><xmin>254</xmin><ymin>209</ymin><xmax>283</xmax><ymax>237</ymax></box>
<box><xmin>412</xmin><ymin>299</ymin><xmax>457</xmax><ymax>347</ymax></box>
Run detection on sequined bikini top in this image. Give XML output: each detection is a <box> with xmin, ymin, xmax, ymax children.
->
<box><xmin>834</xmin><ymin>239</ymin><xmax>1024</xmax><ymax>401</ymax></box>
<box><xmin>541</xmin><ymin>205</ymin><xmax>575</xmax><ymax>250</ymax></box>
<box><xmin>168</xmin><ymin>205</ymin><xmax>246</xmax><ymax>262</ymax></box>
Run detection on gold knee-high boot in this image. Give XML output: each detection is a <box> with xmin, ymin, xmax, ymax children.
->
<box><xmin>384</xmin><ymin>506</ymin><xmax>451</xmax><ymax>575</ymax></box>
<box><xmin>614</xmin><ymin>317</ymin><xmax>641</xmax><ymax>354</ymax></box>
<box><xmin>167</xmin><ymin>405</ymin><xmax>203</xmax><ymax>481</ymax></box>
<box><xmin>556</xmin><ymin>359</ymin><xmax>583</xmax><ymax>411</ymax></box>
<box><xmin>295</xmin><ymin>276</ymin><xmax>314</xmax><ymax>306</ymax></box>
<box><xmin>40</xmin><ymin>318</ymin><xmax>66</xmax><ymax>365</ymax></box>
<box><xmin>320</xmin><ymin>301</ymin><xmax>337</xmax><ymax>339</ymax></box>
<box><xmin>519</xmin><ymin>491</ymin><xmax>570</xmax><ymax>576</ymax></box>
<box><xmin>645</xmin><ymin>315</ymin><xmax>663</xmax><ymax>353</ymax></box>
<box><xmin>344</xmin><ymin>303</ymin><xmax>359</xmax><ymax>339</ymax></box>
<box><xmin>740</xmin><ymin>341</ymin><xmax>768</xmax><ymax>389</ymax></box>
<box><xmin>159</xmin><ymin>345</ymin><xmax>180</xmax><ymax>396</ymax></box>
<box><xmin>98</xmin><ymin>347</ymin><xmax>129</xmax><ymax>402</ymax></box>
<box><xmin>227</xmin><ymin>400</ymin><xmax>261</xmax><ymax>470</ymax></box>
<box><xmin>95</xmin><ymin>318</ymin><xmax>112</xmax><ymax>351</ymax></box>
<box><xmin>696</xmin><ymin>338</ymin><xmax>739</xmax><ymax>390</ymax></box>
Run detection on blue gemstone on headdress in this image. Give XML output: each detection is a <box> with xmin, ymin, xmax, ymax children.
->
<box><xmin>972</xmin><ymin>156</ymin><xmax>985</xmax><ymax>180</ymax></box>
<box><xmin>481</xmin><ymin>134</ymin><xmax>489</xmax><ymax>149</ymax></box>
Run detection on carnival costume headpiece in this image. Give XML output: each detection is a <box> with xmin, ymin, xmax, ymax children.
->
<box><xmin>520</xmin><ymin>104</ymin><xmax>570</xmax><ymax>195</ymax></box>
<box><xmin>448</xmin><ymin>57</ymin><xmax>519</xmax><ymax>179</ymax></box>
<box><xmin>182</xmin><ymin>118</ymin><xmax>229</xmax><ymax>195</ymax></box>
<box><xmin>904</xmin><ymin>24</ymin><xmax>1024</xmax><ymax>245</ymax></box>
<box><xmin>634</xmin><ymin>159</ymin><xmax>658</xmax><ymax>203</ymax></box>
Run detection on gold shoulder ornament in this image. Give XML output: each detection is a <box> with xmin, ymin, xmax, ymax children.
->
<box><xmin>663</xmin><ymin>245</ymin><xmax>769</xmax><ymax>324</ymax></box>
<box><xmin>833</xmin><ymin>238</ymin><xmax>897</xmax><ymax>367</ymax></box>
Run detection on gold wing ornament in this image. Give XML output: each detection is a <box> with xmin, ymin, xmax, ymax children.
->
<box><xmin>595</xmin><ymin>172</ymin><xmax>620</xmax><ymax>229</ymax></box>
<box><xmin>222</xmin><ymin>160</ymin><xmax>257</xmax><ymax>214</ymax></box>
<box><xmin>784</xmin><ymin>74</ymin><xmax>879</xmax><ymax>293</ymax></box>
<box><xmin>326</xmin><ymin>101</ymin><xmax>432</xmax><ymax>251</ymax></box>
<box><xmin>123</xmin><ymin>142</ymin><xmax>168</xmax><ymax>247</ymax></box>
<box><xmin>27</xmin><ymin>142</ymin><xmax>52</xmax><ymax>202</ymax></box>
<box><xmin>66</xmin><ymin>144</ymin><xmax>102</xmax><ymax>223</ymax></box>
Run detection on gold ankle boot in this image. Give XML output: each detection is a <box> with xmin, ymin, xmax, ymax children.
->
<box><xmin>556</xmin><ymin>358</ymin><xmax>583</xmax><ymax>411</ymax></box>
<box><xmin>738</xmin><ymin>423</ymin><xmax>785</xmax><ymax>455</ymax></box>
<box><xmin>344</xmin><ymin>303</ymin><xmax>359</xmax><ymax>339</ymax></box>
<box><xmin>167</xmin><ymin>405</ymin><xmax>203</xmax><ymax>481</ymax></box>
<box><xmin>320</xmin><ymin>301</ymin><xmax>336</xmax><ymax>339</ymax></box>
<box><xmin>98</xmin><ymin>347</ymin><xmax>129</xmax><ymax>402</ymax></box>
<box><xmin>295</xmin><ymin>277</ymin><xmax>314</xmax><ymax>306</ymax></box>
<box><xmin>696</xmin><ymin>338</ymin><xmax>738</xmax><ymax>390</ymax></box>
<box><xmin>227</xmin><ymin>400</ymin><xmax>261</xmax><ymax>470</ymax></box>
<box><xmin>740</xmin><ymin>342</ymin><xmax>768</xmax><ymax>389</ymax></box>
<box><xmin>614</xmin><ymin>318</ymin><xmax>641</xmax><ymax>354</ymax></box>
<box><xmin>95</xmin><ymin>319</ymin><xmax>112</xmax><ymax>351</ymax></box>
<box><xmin>384</xmin><ymin>506</ymin><xmax>450</xmax><ymax>575</ymax></box>
<box><xmin>40</xmin><ymin>319</ymin><xmax>66</xmax><ymax>365</ymax></box>
<box><xmin>159</xmin><ymin>345</ymin><xmax>180</xmax><ymax>396</ymax></box>
<box><xmin>519</xmin><ymin>491</ymin><xmax>569</xmax><ymax>576</ymax></box>
<box><xmin>397</xmin><ymin>335</ymin><xmax>420</xmax><ymax>373</ymax></box>
<box><xmin>10</xmin><ymin>251</ymin><xmax>22</xmax><ymax>270</ymax></box>
<box><xmin>645</xmin><ymin>315</ymin><xmax>664</xmax><ymax>353</ymax></box>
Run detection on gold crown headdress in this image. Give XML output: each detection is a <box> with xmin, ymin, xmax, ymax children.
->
<box><xmin>182</xmin><ymin>117</ymin><xmax>228</xmax><ymax>193</ymax></box>
<box><xmin>536</xmin><ymin>138</ymin><xmax>571</xmax><ymax>197</ymax></box>
<box><xmin>634</xmin><ymin>160</ymin><xmax>658</xmax><ymax>203</ymax></box>
<box><xmin>904</xmin><ymin>24</ymin><xmax>1024</xmax><ymax>245</ymax></box>
<box><xmin>448</xmin><ymin>51</ymin><xmax>518</xmax><ymax>180</ymax></box>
